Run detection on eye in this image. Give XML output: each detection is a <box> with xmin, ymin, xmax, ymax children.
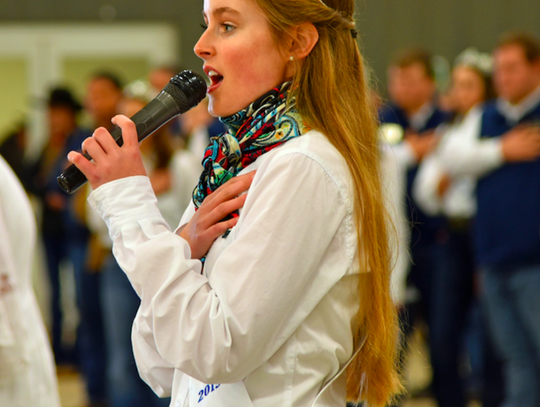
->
<box><xmin>200</xmin><ymin>23</ymin><xmax>208</xmax><ymax>31</ymax></box>
<box><xmin>222</xmin><ymin>23</ymin><xmax>236</xmax><ymax>33</ymax></box>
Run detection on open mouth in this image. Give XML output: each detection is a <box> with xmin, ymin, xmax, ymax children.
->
<box><xmin>209</xmin><ymin>71</ymin><xmax>224</xmax><ymax>86</ymax></box>
<box><xmin>205</xmin><ymin>67</ymin><xmax>224</xmax><ymax>93</ymax></box>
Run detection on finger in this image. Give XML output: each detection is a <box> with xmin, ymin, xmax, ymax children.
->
<box><xmin>80</xmin><ymin>136</ymin><xmax>91</xmax><ymax>155</ymax></box>
<box><xmin>93</xmin><ymin>126</ymin><xmax>119</xmax><ymax>154</ymax></box>
<box><xmin>111</xmin><ymin>115</ymin><xmax>139</xmax><ymax>148</ymax></box>
<box><xmin>205</xmin><ymin>171</ymin><xmax>255</xmax><ymax>208</ymax></box>
<box><xmin>68</xmin><ymin>151</ymin><xmax>96</xmax><ymax>179</ymax></box>
<box><xmin>204</xmin><ymin>194</ymin><xmax>248</xmax><ymax>227</ymax></box>
<box><xmin>81</xmin><ymin>136</ymin><xmax>107</xmax><ymax>163</ymax></box>
<box><xmin>204</xmin><ymin>217</ymin><xmax>240</xmax><ymax>241</ymax></box>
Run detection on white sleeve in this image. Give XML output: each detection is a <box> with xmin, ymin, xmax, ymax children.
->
<box><xmin>0</xmin><ymin>194</ymin><xmax>32</xmax><ymax>376</ymax></box>
<box><xmin>88</xmin><ymin>153</ymin><xmax>351</xmax><ymax>385</ymax></box>
<box><xmin>131</xmin><ymin>316</ymin><xmax>176</xmax><ymax>397</ymax></box>
<box><xmin>380</xmin><ymin>148</ymin><xmax>409</xmax><ymax>305</ymax></box>
<box><xmin>412</xmin><ymin>153</ymin><xmax>445</xmax><ymax>217</ymax></box>
<box><xmin>382</xmin><ymin>142</ymin><xmax>417</xmax><ymax>169</ymax></box>
<box><xmin>85</xmin><ymin>188</ymin><xmax>112</xmax><ymax>248</ymax></box>
<box><xmin>438</xmin><ymin>112</ymin><xmax>504</xmax><ymax>178</ymax></box>
<box><xmin>89</xmin><ymin>176</ymin><xmax>179</xmax><ymax>396</ymax></box>
<box><xmin>0</xmin><ymin>201</ymin><xmax>17</xmax><ymax>348</ymax></box>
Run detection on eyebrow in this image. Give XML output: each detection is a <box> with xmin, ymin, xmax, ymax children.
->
<box><xmin>202</xmin><ymin>7</ymin><xmax>241</xmax><ymax>19</ymax></box>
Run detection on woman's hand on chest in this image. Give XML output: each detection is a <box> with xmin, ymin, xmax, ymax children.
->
<box><xmin>178</xmin><ymin>171</ymin><xmax>255</xmax><ymax>259</ymax></box>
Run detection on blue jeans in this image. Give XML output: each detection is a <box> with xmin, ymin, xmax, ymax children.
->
<box><xmin>101</xmin><ymin>254</ymin><xmax>170</xmax><ymax>407</ymax></box>
<box><xmin>429</xmin><ymin>229</ymin><xmax>474</xmax><ymax>407</ymax></box>
<box><xmin>43</xmin><ymin>234</ymin><xmax>70</xmax><ymax>364</ymax></box>
<box><xmin>74</xmin><ymin>253</ymin><xmax>108</xmax><ymax>405</ymax></box>
<box><xmin>483</xmin><ymin>264</ymin><xmax>540</xmax><ymax>407</ymax></box>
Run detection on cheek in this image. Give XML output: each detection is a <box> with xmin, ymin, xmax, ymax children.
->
<box><xmin>472</xmin><ymin>84</ymin><xmax>485</xmax><ymax>102</ymax></box>
<box><xmin>225</xmin><ymin>39</ymin><xmax>285</xmax><ymax>92</ymax></box>
<box><xmin>462</xmin><ymin>90</ymin><xmax>476</xmax><ymax>106</ymax></box>
<box><xmin>498</xmin><ymin>69</ymin><xmax>515</xmax><ymax>85</ymax></box>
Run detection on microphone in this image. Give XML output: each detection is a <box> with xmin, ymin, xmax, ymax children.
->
<box><xmin>57</xmin><ymin>70</ymin><xmax>207</xmax><ymax>194</ymax></box>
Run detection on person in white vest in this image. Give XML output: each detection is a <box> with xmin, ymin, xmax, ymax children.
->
<box><xmin>413</xmin><ymin>48</ymin><xmax>504</xmax><ymax>407</ymax></box>
<box><xmin>68</xmin><ymin>0</ymin><xmax>403</xmax><ymax>406</ymax></box>
<box><xmin>0</xmin><ymin>154</ymin><xmax>61</xmax><ymax>407</ymax></box>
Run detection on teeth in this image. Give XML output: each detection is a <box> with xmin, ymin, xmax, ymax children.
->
<box><xmin>208</xmin><ymin>70</ymin><xmax>219</xmax><ymax>77</ymax></box>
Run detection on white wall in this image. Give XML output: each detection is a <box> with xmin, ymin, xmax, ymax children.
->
<box><xmin>0</xmin><ymin>23</ymin><xmax>179</xmax><ymax>157</ymax></box>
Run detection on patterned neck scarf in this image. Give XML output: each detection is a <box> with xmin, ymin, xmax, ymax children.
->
<box><xmin>192</xmin><ymin>82</ymin><xmax>309</xmax><ymax>210</ymax></box>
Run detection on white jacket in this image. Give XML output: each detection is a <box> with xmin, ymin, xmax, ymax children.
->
<box><xmin>0</xmin><ymin>156</ymin><xmax>60</xmax><ymax>407</ymax></box>
<box><xmin>413</xmin><ymin>106</ymin><xmax>503</xmax><ymax>218</ymax></box>
<box><xmin>89</xmin><ymin>130</ymin><xmax>363</xmax><ymax>407</ymax></box>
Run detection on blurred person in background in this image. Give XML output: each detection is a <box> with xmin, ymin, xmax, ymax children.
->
<box><xmin>414</xmin><ymin>48</ymin><xmax>505</xmax><ymax>407</ymax></box>
<box><xmin>0</xmin><ymin>154</ymin><xmax>61</xmax><ymax>407</ymax></box>
<box><xmin>32</xmin><ymin>87</ymin><xmax>91</xmax><ymax>367</ymax></box>
<box><xmin>430</xmin><ymin>32</ymin><xmax>540</xmax><ymax>407</ymax></box>
<box><xmin>180</xmin><ymin>97</ymin><xmax>226</xmax><ymax>161</ymax></box>
<box><xmin>378</xmin><ymin>48</ymin><xmax>449</xmax><ymax>399</ymax></box>
<box><xmin>86</xmin><ymin>72</ymin><xmax>124</xmax><ymax>132</ymax></box>
<box><xmin>86</xmin><ymin>82</ymin><xmax>200</xmax><ymax>407</ymax></box>
<box><xmin>0</xmin><ymin>122</ymin><xmax>33</xmax><ymax>191</ymax></box>
<box><xmin>149</xmin><ymin>65</ymin><xmax>179</xmax><ymax>95</ymax></box>
<box><xmin>79</xmin><ymin>71</ymin><xmax>125</xmax><ymax>407</ymax></box>
<box><xmin>149</xmin><ymin>65</ymin><xmax>184</xmax><ymax>137</ymax></box>
<box><xmin>374</xmin><ymin>89</ymin><xmax>409</xmax><ymax>320</ymax></box>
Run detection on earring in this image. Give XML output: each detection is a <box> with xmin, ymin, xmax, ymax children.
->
<box><xmin>290</xmin><ymin>56</ymin><xmax>294</xmax><ymax>61</ymax></box>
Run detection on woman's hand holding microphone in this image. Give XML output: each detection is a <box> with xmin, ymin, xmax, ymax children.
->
<box><xmin>68</xmin><ymin>115</ymin><xmax>254</xmax><ymax>260</ymax></box>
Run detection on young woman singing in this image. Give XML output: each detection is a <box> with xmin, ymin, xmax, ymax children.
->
<box><xmin>69</xmin><ymin>0</ymin><xmax>401</xmax><ymax>405</ymax></box>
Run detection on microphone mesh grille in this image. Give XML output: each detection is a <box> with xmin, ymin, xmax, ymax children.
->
<box><xmin>163</xmin><ymin>70</ymin><xmax>207</xmax><ymax>114</ymax></box>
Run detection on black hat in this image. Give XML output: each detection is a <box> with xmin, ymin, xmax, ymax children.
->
<box><xmin>47</xmin><ymin>87</ymin><xmax>83</xmax><ymax>112</ymax></box>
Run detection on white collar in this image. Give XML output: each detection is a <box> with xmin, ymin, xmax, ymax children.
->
<box><xmin>409</xmin><ymin>103</ymin><xmax>436</xmax><ymax>132</ymax></box>
<box><xmin>496</xmin><ymin>83</ymin><xmax>540</xmax><ymax>124</ymax></box>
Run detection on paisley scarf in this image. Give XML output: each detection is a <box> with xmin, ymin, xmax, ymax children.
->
<box><xmin>192</xmin><ymin>82</ymin><xmax>309</xmax><ymax>211</ymax></box>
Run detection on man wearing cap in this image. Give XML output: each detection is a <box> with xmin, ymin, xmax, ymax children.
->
<box><xmin>34</xmin><ymin>87</ymin><xmax>92</xmax><ymax>371</ymax></box>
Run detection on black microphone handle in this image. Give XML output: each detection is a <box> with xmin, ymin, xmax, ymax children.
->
<box><xmin>57</xmin><ymin>91</ymin><xmax>181</xmax><ymax>194</ymax></box>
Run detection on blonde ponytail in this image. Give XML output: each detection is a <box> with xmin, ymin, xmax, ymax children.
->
<box><xmin>253</xmin><ymin>0</ymin><xmax>403</xmax><ymax>405</ymax></box>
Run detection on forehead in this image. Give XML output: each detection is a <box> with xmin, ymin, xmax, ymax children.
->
<box><xmin>48</xmin><ymin>105</ymin><xmax>74</xmax><ymax>114</ymax></box>
<box><xmin>88</xmin><ymin>78</ymin><xmax>119</xmax><ymax>92</ymax></box>
<box><xmin>391</xmin><ymin>63</ymin><xmax>430</xmax><ymax>81</ymax></box>
<box><xmin>203</xmin><ymin>0</ymin><xmax>258</xmax><ymax>17</ymax></box>
<box><xmin>495</xmin><ymin>44</ymin><xmax>528</xmax><ymax>64</ymax></box>
<box><xmin>453</xmin><ymin>66</ymin><xmax>480</xmax><ymax>79</ymax></box>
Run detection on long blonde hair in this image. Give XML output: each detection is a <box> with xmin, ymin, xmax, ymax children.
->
<box><xmin>252</xmin><ymin>0</ymin><xmax>402</xmax><ymax>405</ymax></box>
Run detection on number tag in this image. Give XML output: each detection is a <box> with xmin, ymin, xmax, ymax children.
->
<box><xmin>188</xmin><ymin>377</ymin><xmax>254</xmax><ymax>407</ymax></box>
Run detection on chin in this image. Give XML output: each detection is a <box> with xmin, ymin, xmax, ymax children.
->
<box><xmin>206</xmin><ymin>104</ymin><xmax>218</xmax><ymax>118</ymax></box>
<box><xmin>208</xmin><ymin>100</ymin><xmax>239</xmax><ymax>118</ymax></box>
<box><xmin>207</xmin><ymin>99</ymin><xmax>222</xmax><ymax>118</ymax></box>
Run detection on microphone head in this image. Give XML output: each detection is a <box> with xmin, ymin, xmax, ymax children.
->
<box><xmin>163</xmin><ymin>70</ymin><xmax>207</xmax><ymax>114</ymax></box>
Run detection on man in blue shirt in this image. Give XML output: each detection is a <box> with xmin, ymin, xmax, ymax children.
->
<box><xmin>379</xmin><ymin>48</ymin><xmax>450</xmax><ymax>406</ymax></box>
<box><xmin>379</xmin><ymin>49</ymin><xmax>449</xmax><ymax>327</ymax></box>
<box><xmin>471</xmin><ymin>33</ymin><xmax>540</xmax><ymax>407</ymax></box>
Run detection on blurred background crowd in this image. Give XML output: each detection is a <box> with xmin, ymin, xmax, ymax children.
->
<box><xmin>0</xmin><ymin>1</ymin><xmax>539</xmax><ymax>407</ymax></box>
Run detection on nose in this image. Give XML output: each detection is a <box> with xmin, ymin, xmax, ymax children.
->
<box><xmin>194</xmin><ymin>28</ymin><xmax>214</xmax><ymax>60</ymax></box>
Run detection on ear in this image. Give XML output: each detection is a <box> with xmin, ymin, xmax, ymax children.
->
<box><xmin>289</xmin><ymin>22</ymin><xmax>319</xmax><ymax>60</ymax></box>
